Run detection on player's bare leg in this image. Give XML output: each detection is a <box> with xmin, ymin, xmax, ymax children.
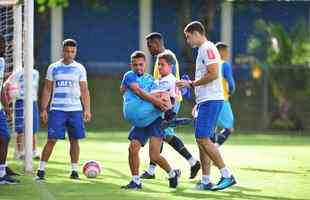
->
<box><xmin>36</xmin><ymin>139</ymin><xmax>57</xmax><ymax>180</ymax></box>
<box><xmin>149</xmin><ymin>137</ymin><xmax>180</xmax><ymax>188</ymax></box>
<box><xmin>195</xmin><ymin>145</ymin><xmax>213</xmax><ymax>190</ymax></box>
<box><xmin>69</xmin><ymin>138</ymin><xmax>80</xmax><ymax>179</ymax></box>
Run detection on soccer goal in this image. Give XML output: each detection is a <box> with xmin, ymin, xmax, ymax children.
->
<box><xmin>0</xmin><ymin>0</ymin><xmax>34</xmax><ymax>173</ymax></box>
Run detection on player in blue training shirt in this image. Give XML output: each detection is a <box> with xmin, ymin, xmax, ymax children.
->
<box><xmin>120</xmin><ymin>51</ymin><xmax>180</xmax><ymax>190</ymax></box>
<box><xmin>213</xmin><ymin>42</ymin><xmax>236</xmax><ymax>146</ymax></box>
<box><xmin>36</xmin><ymin>39</ymin><xmax>91</xmax><ymax>180</ymax></box>
<box><xmin>0</xmin><ymin>34</ymin><xmax>20</xmax><ymax>184</ymax></box>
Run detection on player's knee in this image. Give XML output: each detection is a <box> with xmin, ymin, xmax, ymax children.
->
<box><xmin>46</xmin><ymin>139</ymin><xmax>57</xmax><ymax>147</ymax></box>
<box><xmin>128</xmin><ymin>142</ymin><xmax>140</xmax><ymax>155</ymax></box>
<box><xmin>149</xmin><ymin>152</ymin><xmax>160</xmax><ymax>163</ymax></box>
<box><xmin>229</xmin><ymin>128</ymin><xmax>234</xmax><ymax>133</ymax></box>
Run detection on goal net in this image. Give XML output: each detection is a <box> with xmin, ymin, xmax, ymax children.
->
<box><xmin>0</xmin><ymin>0</ymin><xmax>34</xmax><ymax>172</ymax></box>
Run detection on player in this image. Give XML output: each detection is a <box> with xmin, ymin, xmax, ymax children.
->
<box><xmin>0</xmin><ymin>34</ymin><xmax>20</xmax><ymax>184</ymax></box>
<box><xmin>3</xmin><ymin>67</ymin><xmax>40</xmax><ymax>160</ymax></box>
<box><xmin>141</xmin><ymin>32</ymin><xmax>200</xmax><ymax>180</ymax></box>
<box><xmin>121</xmin><ymin>51</ymin><xmax>180</xmax><ymax>190</ymax></box>
<box><xmin>177</xmin><ymin>21</ymin><xmax>236</xmax><ymax>190</ymax></box>
<box><xmin>36</xmin><ymin>39</ymin><xmax>91</xmax><ymax>180</ymax></box>
<box><xmin>213</xmin><ymin>42</ymin><xmax>235</xmax><ymax>146</ymax></box>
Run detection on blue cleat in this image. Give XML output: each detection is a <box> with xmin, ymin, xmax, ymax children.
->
<box><xmin>121</xmin><ymin>181</ymin><xmax>142</xmax><ymax>190</ymax></box>
<box><xmin>140</xmin><ymin>171</ymin><xmax>155</xmax><ymax>179</ymax></box>
<box><xmin>169</xmin><ymin>169</ymin><xmax>181</xmax><ymax>188</ymax></box>
<box><xmin>0</xmin><ymin>175</ymin><xmax>20</xmax><ymax>184</ymax></box>
<box><xmin>211</xmin><ymin>176</ymin><xmax>236</xmax><ymax>191</ymax></box>
<box><xmin>195</xmin><ymin>182</ymin><xmax>214</xmax><ymax>190</ymax></box>
<box><xmin>161</xmin><ymin>118</ymin><xmax>194</xmax><ymax>129</ymax></box>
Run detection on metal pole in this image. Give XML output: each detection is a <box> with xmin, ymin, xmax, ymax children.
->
<box><xmin>24</xmin><ymin>0</ymin><xmax>34</xmax><ymax>173</ymax></box>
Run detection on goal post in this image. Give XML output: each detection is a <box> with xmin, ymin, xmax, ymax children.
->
<box><xmin>0</xmin><ymin>0</ymin><xmax>34</xmax><ymax>173</ymax></box>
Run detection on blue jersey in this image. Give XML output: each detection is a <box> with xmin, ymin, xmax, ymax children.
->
<box><xmin>0</xmin><ymin>57</ymin><xmax>5</xmax><ymax>109</ymax></box>
<box><xmin>221</xmin><ymin>61</ymin><xmax>236</xmax><ymax>100</ymax></box>
<box><xmin>121</xmin><ymin>70</ymin><xmax>156</xmax><ymax>104</ymax></box>
<box><xmin>46</xmin><ymin>60</ymin><xmax>87</xmax><ymax>111</ymax></box>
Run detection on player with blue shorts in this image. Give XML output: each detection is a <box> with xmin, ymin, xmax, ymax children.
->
<box><xmin>0</xmin><ymin>34</ymin><xmax>19</xmax><ymax>184</ymax></box>
<box><xmin>36</xmin><ymin>39</ymin><xmax>91</xmax><ymax>180</ymax></box>
<box><xmin>121</xmin><ymin>51</ymin><xmax>180</xmax><ymax>190</ymax></box>
<box><xmin>213</xmin><ymin>42</ymin><xmax>236</xmax><ymax>146</ymax></box>
<box><xmin>140</xmin><ymin>35</ymin><xmax>200</xmax><ymax>180</ymax></box>
<box><xmin>4</xmin><ymin>68</ymin><xmax>40</xmax><ymax>160</ymax></box>
<box><xmin>178</xmin><ymin>21</ymin><xmax>236</xmax><ymax>191</ymax></box>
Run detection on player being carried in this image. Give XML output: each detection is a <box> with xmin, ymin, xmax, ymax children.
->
<box><xmin>140</xmin><ymin>33</ymin><xmax>200</xmax><ymax>180</ymax></box>
<box><xmin>120</xmin><ymin>51</ymin><xmax>183</xmax><ymax>190</ymax></box>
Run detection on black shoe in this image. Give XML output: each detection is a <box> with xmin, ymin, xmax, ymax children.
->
<box><xmin>189</xmin><ymin>161</ymin><xmax>201</xmax><ymax>179</ymax></box>
<box><xmin>140</xmin><ymin>171</ymin><xmax>155</xmax><ymax>179</ymax></box>
<box><xmin>70</xmin><ymin>171</ymin><xmax>79</xmax><ymax>179</ymax></box>
<box><xmin>169</xmin><ymin>169</ymin><xmax>181</xmax><ymax>188</ymax></box>
<box><xmin>0</xmin><ymin>175</ymin><xmax>20</xmax><ymax>184</ymax></box>
<box><xmin>35</xmin><ymin>170</ymin><xmax>45</xmax><ymax>180</ymax></box>
<box><xmin>6</xmin><ymin>167</ymin><xmax>20</xmax><ymax>176</ymax></box>
<box><xmin>121</xmin><ymin>180</ymin><xmax>142</xmax><ymax>190</ymax></box>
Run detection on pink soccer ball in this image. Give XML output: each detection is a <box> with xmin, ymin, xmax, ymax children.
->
<box><xmin>82</xmin><ymin>160</ymin><xmax>102</xmax><ymax>178</ymax></box>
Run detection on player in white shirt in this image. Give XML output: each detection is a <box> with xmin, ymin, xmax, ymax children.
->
<box><xmin>177</xmin><ymin>21</ymin><xmax>236</xmax><ymax>190</ymax></box>
<box><xmin>36</xmin><ymin>39</ymin><xmax>91</xmax><ymax>180</ymax></box>
<box><xmin>3</xmin><ymin>68</ymin><xmax>40</xmax><ymax>160</ymax></box>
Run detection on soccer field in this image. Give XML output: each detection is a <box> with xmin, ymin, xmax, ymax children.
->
<box><xmin>1</xmin><ymin>132</ymin><xmax>310</xmax><ymax>200</ymax></box>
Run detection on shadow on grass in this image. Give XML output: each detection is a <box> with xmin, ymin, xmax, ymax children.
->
<box><xmin>240</xmin><ymin>167</ymin><xmax>302</xmax><ymax>175</ymax></box>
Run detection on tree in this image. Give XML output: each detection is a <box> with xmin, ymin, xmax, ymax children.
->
<box><xmin>242</xmin><ymin>19</ymin><xmax>310</xmax><ymax>130</ymax></box>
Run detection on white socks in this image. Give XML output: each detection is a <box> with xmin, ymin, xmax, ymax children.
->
<box><xmin>220</xmin><ymin>167</ymin><xmax>232</xmax><ymax>178</ymax></box>
<box><xmin>202</xmin><ymin>175</ymin><xmax>211</xmax><ymax>184</ymax></box>
<box><xmin>132</xmin><ymin>175</ymin><xmax>140</xmax><ymax>185</ymax></box>
<box><xmin>147</xmin><ymin>164</ymin><xmax>156</xmax><ymax>175</ymax></box>
<box><xmin>71</xmin><ymin>163</ymin><xmax>78</xmax><ymax>172</ymax></box>
<box><xmin>188</xmin><ymin>157</ymin><xmax>197</xmax><ymax>167</ymax></box>
<box><xmin>0</xmin><ymin>164</ymin><xmax>6</xmax><ymax>177</ymax></box>
<box><xmin>38</xmin><ymin>161</ymin><xmax>47</xmax><ymax>171</ymax></box>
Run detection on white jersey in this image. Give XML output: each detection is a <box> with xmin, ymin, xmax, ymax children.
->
<box><xmin>152</xmin><ymin>73</ymin><xmax>179</xmax><ymax>99</ymax></box>
<box><xmin>46</xmin><ymin>60</ymin><xmax>87</xmax><ymax>111</ymax></box>
<box><xmin>195</xmin><ymin>40</ymin><xmax>224</xmax><ymax>104</ymax></box>
<box><xmin>6</xmin><ymin>68</ymin><xmax>39</xmax><ymax>101</ymax></box>
<box><xmin>0</xmin><ymin>57</ymin><xmax>5</xmax><ymax>109</ymax></box>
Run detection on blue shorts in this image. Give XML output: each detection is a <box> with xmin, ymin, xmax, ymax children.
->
<box><xmin>0</xmin><ymin>109</ymin><xmax>9</xmax><ymax>140</ymax></box>
<box><xmin>48</xmin><ymin>110</ymin><xmax>85</xmax><ymax>140</ymax></box>
<box><xmin>128</xmin><ymin>117</ymin><xmax>164</xmax><ymax>146</ymax></box>
<box><xmin>195</xmin><ymin>100</ymin><xmax>223</xmax><ymax>139</ymax></box>
<box><xmin>123</xmin><ymin>99</ymin><xmax>162</xmax><ymax>128</ymax></box>
<box><xmin>163</xmin><ymin>102</ymin><xmax>181</xmax><ymax>137</ymax></box>
<box><xmin>217</xmin><ymin>101</ymin><xmax>234</xmax><ymax>129</ymax></box>
<box><xmin>14</xmin><ymin>100</ymin><xmax>40</xmax><ymax>134</ymax></box>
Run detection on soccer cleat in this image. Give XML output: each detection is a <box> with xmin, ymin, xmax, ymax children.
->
<box><xmin>161</xmin><ymin>118</ymin><xmax>194</xmax><ymax>130</ymax></box>
<box><xmin>211</xmin><ymin>176</ymin><xmax>236</xmax><ymax>191</ymax></box>
<box><xmin>35</xmin><ymin>170</ymin><xmax>45</xmax><ymax>180</ymax></box>
<box><xmin>195</xmin><ymin>182</ymin><xmax>214</xmax><ymax>190</ymax></box>
<box><xmin>33</xmin><ymin>152</ymin><xmax>40</xmax><ymax>160</ymax></box>
<box><xmin>6</xmin><ymin>167</ymin><xmax>20</xmax><ymax>176</ymax></box>
<box><xmin>169</xmin><ymin>169</ymin><xmax>181</xmax><ymax>188</ymax></box>
<box><xmin>189</xmin><ymin>161</ymin><xmax>201</xmax><ymax>179</ymax></box>
<box><xmin>70</xmin><ymin>171</ymin><xmax>79</xmax><ymax>179</ymax></box>
<box><xmin>121</xmin><ymin>181</ymin><xmax>142</xmax><ymax>190</ymax></box>
<box><xmin>0</xmin><ymin>175</ymin><xmax>20</xmax><ymax>184</ymax></box>
<box><xmin>140</xmin><ymin>171</ymin><xmax>155</xmax><ymax>179</ymax></box>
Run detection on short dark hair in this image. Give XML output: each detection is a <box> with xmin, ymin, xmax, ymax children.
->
<box><xmin>157</xmin><ymin>53</ymin><xmax>175</xmax><ymax>66</ymax></box>
<box><xmin>63</xmin><ymin>39</ymin><xmax>77</xmax><ymax>48</ymax></box>
<box><xmin>130</xmin><ymin>50</ymin><xmax>146</xmax><ymax>62</ymax></box>
<box><xmin>0</xmin><ymin>34</ymin><xmax>5</xmax><ymax>57</ymax></box>
<box><xmin>184</xmin><ymin>21</ymin><xmax>205</xmax><ymax>35</ymax></box>
<box><xmin>145</xmin><ymin>32</ymin><xmax>162</xmax><ymax>41</ymax></box>
<box><xmin>215</xmin><ymin>42</ymin><xmax>228</xmax><ymax>51</ymax></box>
